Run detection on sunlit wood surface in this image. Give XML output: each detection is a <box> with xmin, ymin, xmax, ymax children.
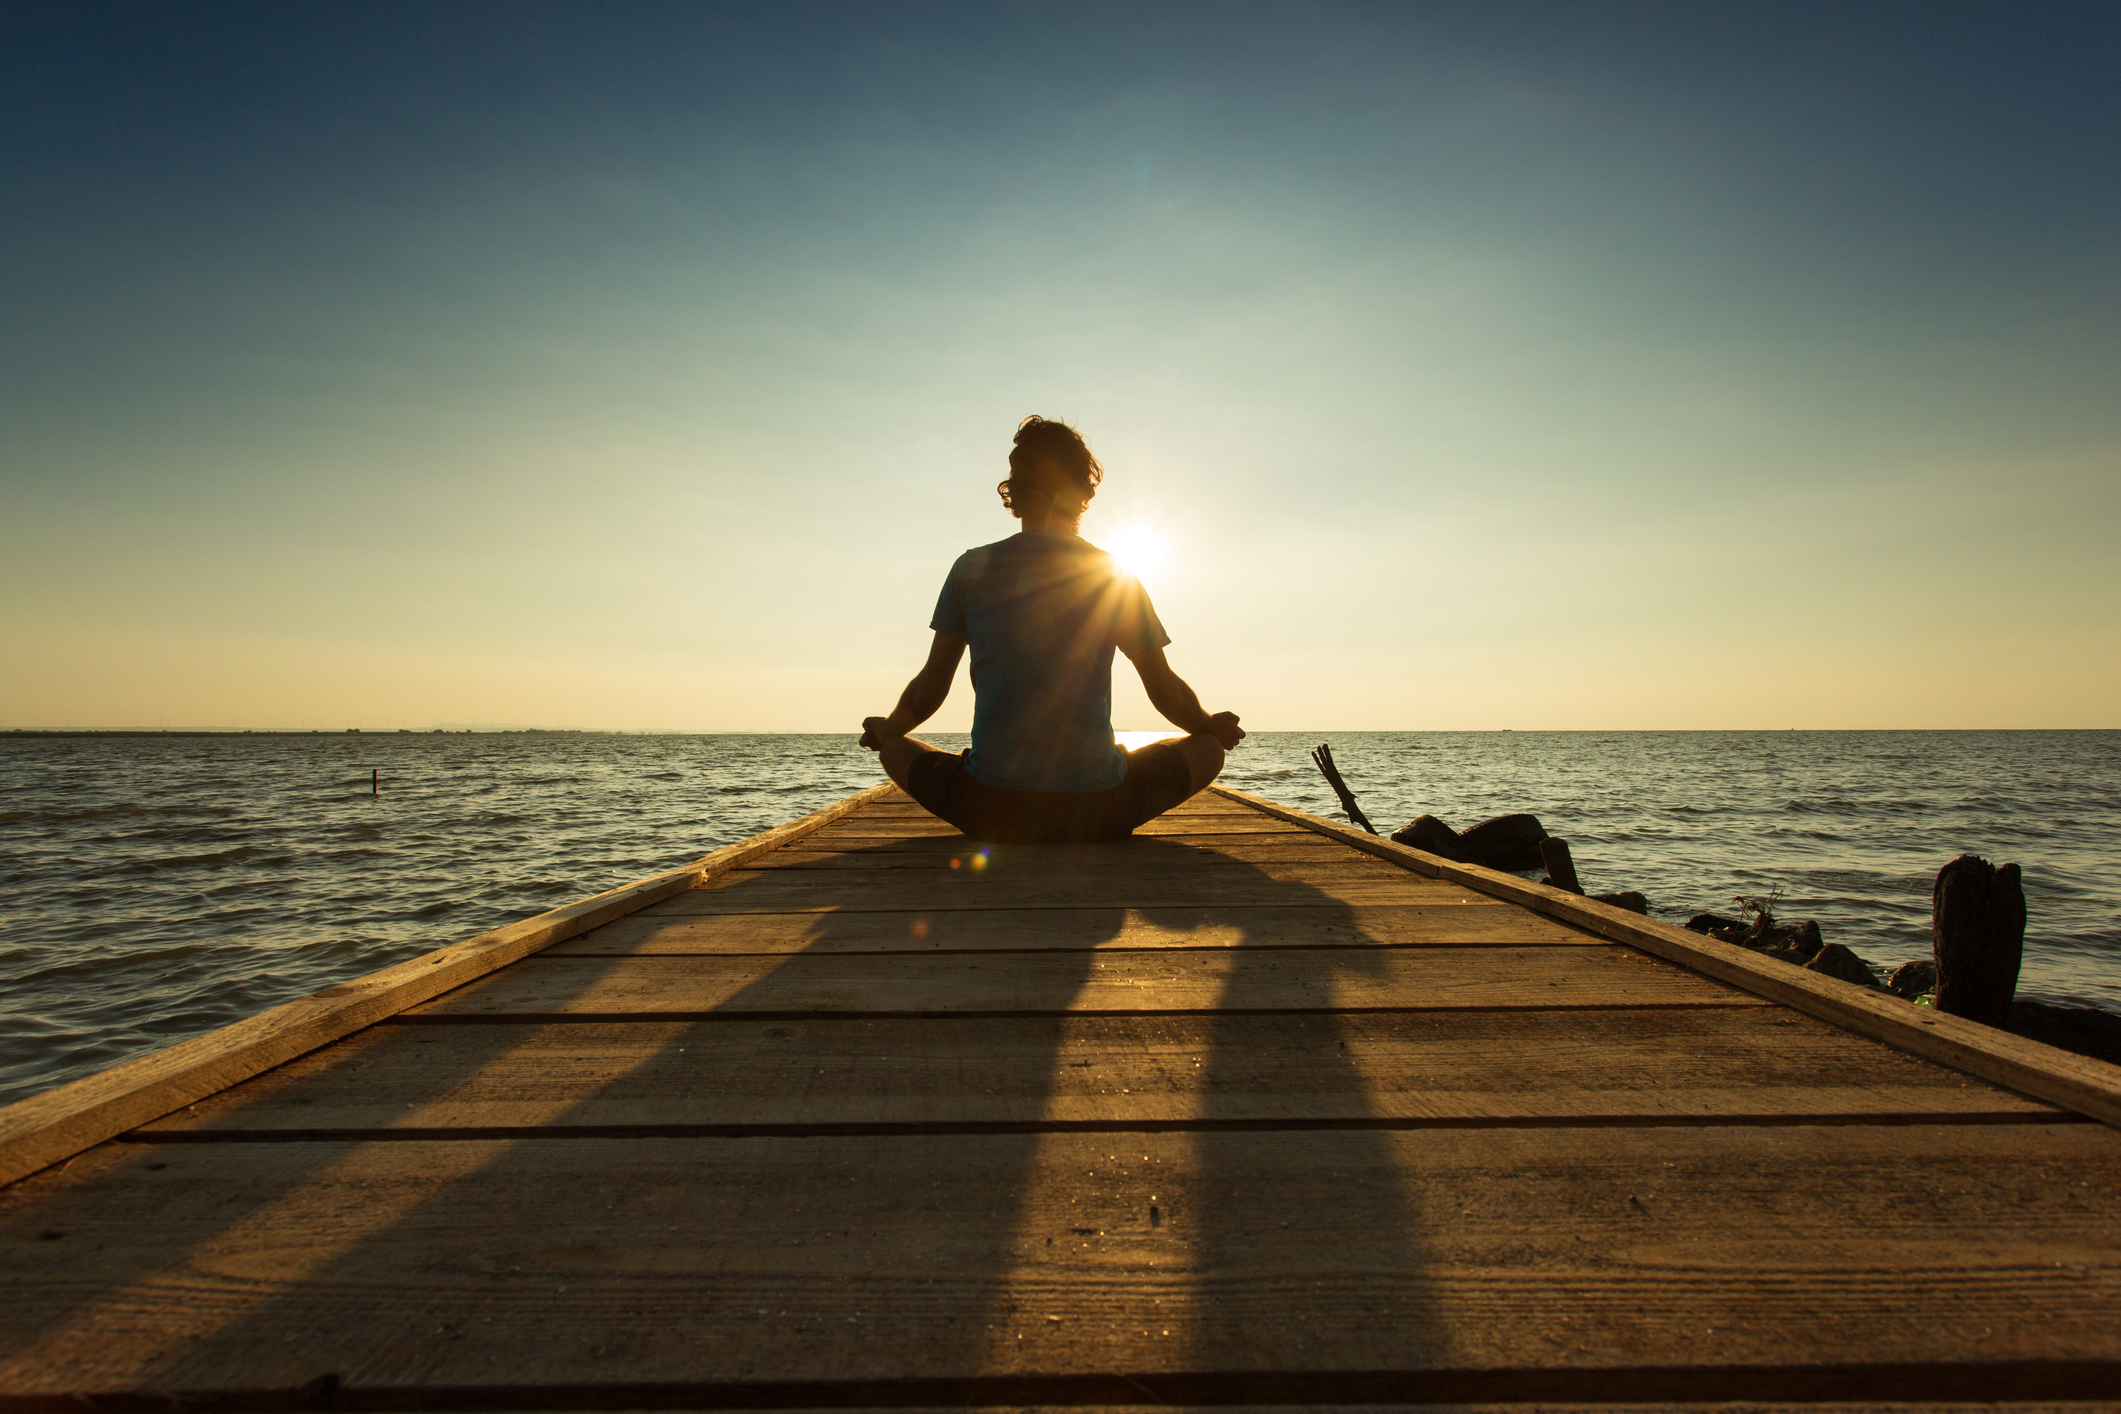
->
<box><xmin>3</xmin><ymin>787</ymin><xmax>2118</xmax><ymax>1409</ymax></box>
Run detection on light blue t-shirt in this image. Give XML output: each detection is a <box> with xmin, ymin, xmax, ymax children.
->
<box><xmin>930</xmin><ymin>530</ymin><xmax>1171</xmax><ymax>793</ymax></box>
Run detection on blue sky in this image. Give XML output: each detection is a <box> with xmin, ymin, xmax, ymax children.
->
<box><xmin>4</xmin><ymin>1</ymin><xmax>2116</xmax><ymax>729</ymax></box>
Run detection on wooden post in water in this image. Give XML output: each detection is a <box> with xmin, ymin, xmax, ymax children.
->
<box><xmin>1309</xmin><ymin>743</ymin><xmax>1377</xmax><ymax>836</ymax></box>
<box><xmin>1539</xmin><ymin>837</ymin><xmax>1583</xmax><ymax>894</ymax></box>
<box><xmin>372</xmin><ymin>768</ymin><xmax>378</xmax><ymax>797</ymax></box>
<box><xmin>1932</xmin><ymin>853</ymin><xmax>2025</xmax><ymax>1027</ymax></box>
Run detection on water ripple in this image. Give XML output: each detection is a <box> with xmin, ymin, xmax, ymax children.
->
<box><xmin>1</xmin><ymin>729</ymin><xmax>2116</xmax><ymax>1107</ymax></box>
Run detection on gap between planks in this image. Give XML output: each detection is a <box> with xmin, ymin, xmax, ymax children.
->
<box><xmin>8</xmin><ymin>1126</ymin><xmax>2118</xmax><ymax>1396</ymax></box>
<box><xmin>124</xmin><ymin>1110</ymin><xmax>2084</xmax><ymax>1145</ymax></box>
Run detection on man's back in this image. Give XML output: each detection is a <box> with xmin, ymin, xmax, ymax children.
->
<box><xmin>931</xmin><ymin>529</ymin><xmax>1168</xmax><ymax>793</ymax></box>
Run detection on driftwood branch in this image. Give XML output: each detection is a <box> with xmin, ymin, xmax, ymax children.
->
<box><xmin>1310</xmin><ymin>742</ymin><xmax>1377</xmax><ymax>835</ymax></box>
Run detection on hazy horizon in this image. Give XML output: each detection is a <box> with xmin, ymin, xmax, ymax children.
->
<box><xmin>8</xmin><ymin>725</ymin><xmax>2117</xmax><ymax>737</ymax></box>
<box><xmin>6</xmin><ymin>3</ymin><xmax>2116</xmax><ymax>733</ymax></box>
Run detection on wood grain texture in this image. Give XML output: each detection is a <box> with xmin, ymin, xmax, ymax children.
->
<box><xmin>3</xmin><ymin>1126</ymin><xmax>2116</xmax><ymax>1397</ymax></box>
<box><xmin>763</xmin><ymin>835</ymin><xmax>1358</xmax><ymax>868</ymax></box>
<box><xmin>137</xmin><ymin>1008</ymin><xmax>2055</xmax><ymax>1136</ymax></box>
<box><xmin>650</xmin><ymin>864</ymin><xmax>1465</xmax><ymax>916</ymax></box>
<box><xmin>543</xmin><ymin>902</ymin><xmax>1580</xmax><ymax>957</ymax></box>
<box><xmin>1212</xmin><ymin>786</ymin><xmax>2121</xmax><ymax>1130</ymax></box>
<box><xmin>0</xmin><ymin>784</ymin><xmax>899</xmax><ymax>1189</ymax></box>
<box><xmin>402</xmin><ymin>947</ymin><xmax>1746</xmax><ymax>1019</ymax></box>
<box><xmin>805</xmin><ymin>814</ymin><xmax>1316</xmax><ymax>840</ymax></box>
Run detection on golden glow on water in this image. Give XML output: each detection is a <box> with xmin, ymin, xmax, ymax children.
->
<box><xmin>1115</xmin><ymin>730</ymin><xmax>1172</xmax><ymax>751</ymax></box>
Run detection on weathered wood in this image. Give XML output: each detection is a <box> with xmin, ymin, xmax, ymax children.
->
<box><xmin>1213</xmin><ymin>785</ymin><xmax>2121</xmax><ymax>1130</ymax></box>
<box><xmin>806</xmin><ymin>812</ymin><xmax>1315</xmax><ymax>839</ymax></box>
<box><xmin>4</xmin><ymin>1126</ymin><xmax>2117</xmax><ymax>1398</ymax></box>
<box><xmin>653</xmin><ymin>864</ymin><xmax>1464</xmax><ymax>915</ymax></box>
<box><xmin>8</xmin><ymin>779</ymin><xmax>2118</xmax><ymax>1407</ymax></box>
<box><xmin>1934</xmin><ymin>853</ymin><xmax>2026</xmax><ymax>1027</ymax></box>
<box><xmin>545</xmin><ymin>901</ymin><xmax>1582</xmax><ymax>957</ymax></box>
<box><xmin>767</xmin><ymin>833</ymin><xmax>1357</xmax><ymax>867</ymax></box>
<box><xmin>138</xmin><ymin>1008</ymin><xmax>2056</xmax><ymax>1136</ymax></box>
<box><xmin>404</xmin><ymin>946</ymin><xmax>1746</xmax><ymax>1019</ymax></box>
<box><xmin>1310</xmin><ymin>741</ymin><xmax>1378</xmax><ymax>834</ymax></box>
<box><xmin>1540</xmin><ymin>836</ymin><xmax>1583</xmax><ymax>894</ymax></box>
<box><xmin>0</xmin><ymin>783</ymin><xmax>900</xmax><ymax>1189</ymax></box>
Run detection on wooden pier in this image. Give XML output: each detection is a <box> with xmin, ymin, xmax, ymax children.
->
<box><xmin>4</xmin><ymin>782</ymin><xmax>2119</xmax><ymax>1409</ymax></box>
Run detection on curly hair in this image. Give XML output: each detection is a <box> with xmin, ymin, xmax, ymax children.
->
<box><xmin>997</xmin><ymin>415</ymin><xmax>1103</xmax><ymax>518</ymax></box>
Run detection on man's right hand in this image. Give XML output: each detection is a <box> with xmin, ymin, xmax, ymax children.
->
<box><xmin>860</xmin><ymin>716</ymin><xmax>901</xmax><ymax>751</ymax></box>
<box><xmin>1208</xmin><ymin>711</ymin><xmax>1245</xmax><ymax>750</ymax></box>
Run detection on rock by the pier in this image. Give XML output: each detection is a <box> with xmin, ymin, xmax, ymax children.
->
<box><xmin>1933</xmin><ymin>853</ymin><xmax>2026</xmax><ymax>1028</ymax></box>
<box><xmin>1781</xmin><ymin>919</ymin><xmax>1825</xmax><ymax>959</ymax></box>
<box><xmin>1454</xmin><ymin>813</ymin><xmax>1549</xmax><ymax>872</ymax></box>
<box><xmin>1887</xmin><ymin>959</ymin><xmax>1938</xmax><ymax>999</ymax></box>
<box><xmin>2006</xmin><ymin>999</ymin><xmax>2121</xmax><ymax>1066</ymax></box>
<box><xmin>1739</xmin><ymin>914</ymin><xmax>1823</xmax><ymax>959</ymax></box>
<box><xmin>1390</xmin><ymin>814</ymin><xmax>1469</xmax><ymax>862</ymax></box>
<box><xmin>1388</xmin><ymin>812</ymin><xmax>1549</xmax><ymax>871</ymax></box>
<box><xmin>1593</xmin><ymin>890</ymin><xmax>1648</xmax><ymax>914</ymax></box>
<box><xmin>1685</xmin><ymin>912</ymin><xmax>1748</xmax><ymax>941</ymax></box>
<box><xmin>1804</xmin><ymin>942</ymin><xmax>1880</xmax><ymax>988</ymax></box>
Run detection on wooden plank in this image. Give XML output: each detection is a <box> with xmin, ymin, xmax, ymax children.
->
<box><xmin>697</xmin><ymin>848</ymin><xmax>1424</xmax><ymax>885</ymax></box>
<box><xmin>138</xmin><ymin>1008</ymin><xmax>2057</xmax><ymax>1135</ymax></box>
<box><xmin>1212</xmin><ymin>786</ymin><xmax>2121</xmax><ymax>1131</ymax></box>
<box><xmin>845</xmin><ymin>799</ymin><xmax>1276</xmax><ymax>819</ymax></box>
<box><xmin>650</xmin><ymin>865</ymin><xmax>1470</xmax><ymax>915</ymax></box>
<box><xmin>799</xmin><ymin>814</ymin><xmax>1316</xmax><ymax>840</ymax></box>
<box><xmin>0</xmin><ymin>784</ymin><xmax>899</xmax><ymax>1190</ymax></box>
<box><xmin>3</xmin><ymin>1126</ymin><xmax>2117</xmax><ymax>1397</ymax></box>
<box><xmin>544</xmin><ymin>902</ymin><xmax>1583</xmax><ymax>957</ymax></box>
<box><xmin>761</xmin><ymin>835</ymin><xmax>1370</xmax><ymax>869</ymax></box>
<box><xmin>403</xmin><ymin>947</ymin><xmax>1747</xmax><ymax>1018</ymax></box>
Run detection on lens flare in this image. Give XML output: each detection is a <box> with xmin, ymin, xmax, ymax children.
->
<box><xmin>1105</xmin><ymin>525</ymin><xmax>1167</xmax><ymax>581</ymax></box>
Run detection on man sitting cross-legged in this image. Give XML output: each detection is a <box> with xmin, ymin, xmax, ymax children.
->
<box><xmin>860</xmin><ymin>415</ymin><xmax>1245</xmax><ymax>844</ymax></box>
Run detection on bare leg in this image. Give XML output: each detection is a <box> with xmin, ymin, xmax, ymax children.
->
<box><xmin>1134</xmin><ymin>731</ymin><xmax>1227</xmax><ymax>822</ymax></box>
<box><xmin>875</xmin><ymin>733</ymin><xmax>952</xmax><ymax>794</ymax></box>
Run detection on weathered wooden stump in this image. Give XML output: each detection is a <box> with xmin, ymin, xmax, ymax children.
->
<box><xmin>1539</xmin><ymin>837</ymin><xmax>1583</xmax><ymax>894</ymax></box>
<box><xmin>1931</xmin><ymin>853</ymin><xmax>2025</xmax><ymax>1027</ymax></box>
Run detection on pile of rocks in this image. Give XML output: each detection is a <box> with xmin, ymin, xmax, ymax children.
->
<box><xmin>1676</xmin><ymin>855</ymin><xmax>2120</xmax><ymax>1065</ymax></box>
<box><xmin>1389</xmin><ymin>811</ymin><xmax>1649</xmax><ymax>914</ymax></box>
<box><xmin>1314</xmin><ymin>749</ymin><xmax>2117</xmax><ymax>1063</ymax></box>
<box><xmin>1681</xmin><ymin>908</ymin><xmax>1886</xmax><ymax>990</ymax></box>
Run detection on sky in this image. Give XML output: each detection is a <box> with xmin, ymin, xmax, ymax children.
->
<box><xmin>3</xmin><ymin>1</ymin><xmax>2116</xmax><ymax>731</ymax></box>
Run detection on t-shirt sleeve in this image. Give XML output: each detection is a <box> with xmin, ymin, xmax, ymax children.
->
<box><xmin>1114</xmin><ymin>576</ymin><xmax>1173</xmax><ymax>656</ymax></box>
<box><xmin>929</xmin><ymin>555</ymin><xmax>969</xmax><ymax>637</ymax></box>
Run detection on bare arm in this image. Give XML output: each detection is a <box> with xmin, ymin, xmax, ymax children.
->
<box><xmin>860</xmin><ymin>632</ymin><xmax>968</xmax><ymax>749</ymax></box>
<box><xmin>1124</xmin><ymin>641</ymin><xmax>1244</xmax><ymax>750</ymax></box>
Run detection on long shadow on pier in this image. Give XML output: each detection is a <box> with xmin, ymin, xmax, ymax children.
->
<box><xmin>0</xmin><ymin>826</ymin><xmax>1442</xmax><ymax>1401</ymax></box>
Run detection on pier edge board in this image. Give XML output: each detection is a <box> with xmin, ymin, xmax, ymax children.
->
<box><xmin>0</xmin><ymin>782</ymin><xmax>900</xmax><ymax>1188</ymax></box>
<box><xmin>1212</xmin><ymin>784</ymin><xmax>2121</xmax><ymax>1130</ymax></box>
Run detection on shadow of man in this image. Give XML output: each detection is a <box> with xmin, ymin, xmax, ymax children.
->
<box><xmin>0</xmin><ymin>824</ymin><xmax>1439</xmax><ymax>1400</ymax></box>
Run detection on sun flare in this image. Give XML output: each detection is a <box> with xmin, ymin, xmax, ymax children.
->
<box><xmin>1105</xmin><ymin>525</ymin><xmax>1168</xmax><ymax>582</ymax></box>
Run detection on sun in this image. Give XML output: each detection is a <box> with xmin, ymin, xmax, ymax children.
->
<box><xmin>1105</xmin><ymin>524</ymin><xmax>1168</xmax><ymax>582</ymax></box>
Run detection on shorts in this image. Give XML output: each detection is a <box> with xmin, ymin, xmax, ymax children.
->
<box><xmin>905</xmin><ymin>742</ymin><xmax>1195</xmax><ymax>844</ymax></box>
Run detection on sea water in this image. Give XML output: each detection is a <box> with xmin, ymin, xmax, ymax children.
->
<box><xmin>2</xmin><ymin>730</ymin><xmax>2115</xmax><ymax>1106</ymax></box>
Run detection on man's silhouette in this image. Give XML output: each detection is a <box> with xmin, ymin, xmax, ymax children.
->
<box><xmin>861</xmin><ymin>415</ymin><xmax>1245</xmax><ymax>843</ymax></box>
